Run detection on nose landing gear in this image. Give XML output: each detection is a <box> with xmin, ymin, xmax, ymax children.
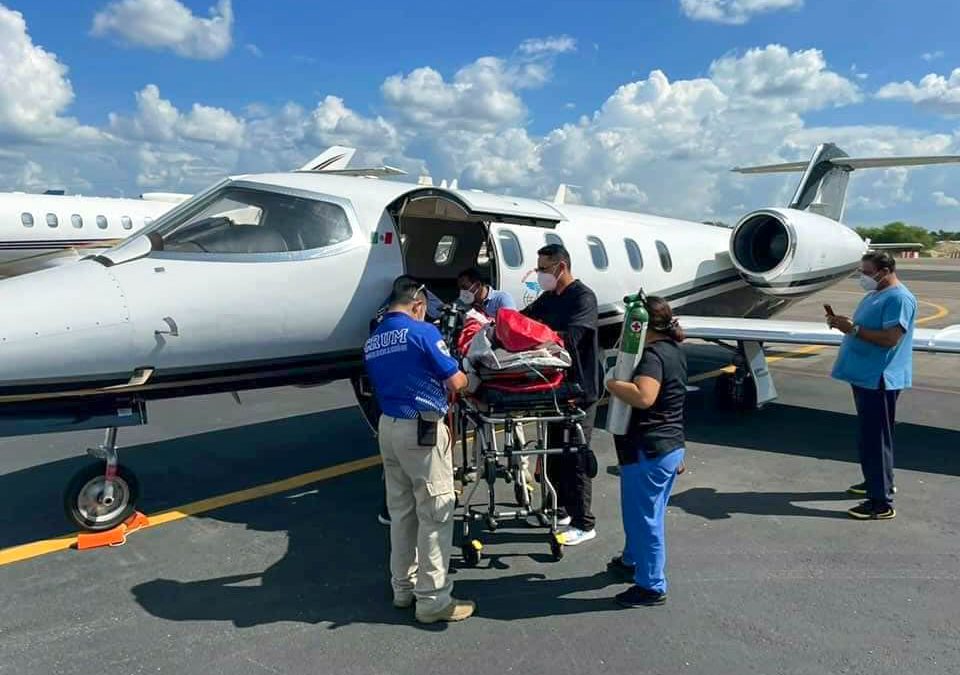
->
<box><xmin>63</xmin><ymin>428</ymin><xmax>141</xmax><ymax>531</ymax></box>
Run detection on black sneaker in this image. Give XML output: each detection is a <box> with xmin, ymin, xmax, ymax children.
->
<box><xmin>847</xmin><ymin>482</ymin><xmax>897</xmax><ymax>496</ymax></box>
<box><xmin>847</xmin><ymin>500</ymin><xmax>896</xmax><ymax>520</ymax></box>
<box><xmin>607</xmin><ymin>555</ymin><xmax>635</xmax><ymax>582</ymax></box>
<box><xmin>615</xmin><ymin>585</ymin><xmax>666</xmax><ymax>608</ymax></box>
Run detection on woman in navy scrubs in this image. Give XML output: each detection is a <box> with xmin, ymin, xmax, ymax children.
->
<box><xmin>604</xmin><ymin>297</ymin><xmax>687</xmax><ymax>607</ymax></box>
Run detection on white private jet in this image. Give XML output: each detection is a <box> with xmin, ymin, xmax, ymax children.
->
<box><xmin>0</xmin><ymin>147</ymin><xmax>359</xmax><ymax>277</ymax></box>
<box><xmin>0</xmin><ymin>142</ymin><xmax>958</xmax><ymax>531</ymax></box>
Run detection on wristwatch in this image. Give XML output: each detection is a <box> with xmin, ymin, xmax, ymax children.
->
<box><xmin>851</xmin><ymin>324</ymin><xmax>861</xmax><ymax>338</ymax></box>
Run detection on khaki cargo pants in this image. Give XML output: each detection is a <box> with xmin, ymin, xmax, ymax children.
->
<box><xmin>379</xmin><ymin>415</ymin><xmax>456</xmax><ymax>615</ymax></box>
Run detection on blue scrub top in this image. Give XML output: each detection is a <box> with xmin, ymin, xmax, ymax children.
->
<box><xmin>832</xmin><ymin>284</ymin><xmax>917</xmax><ymax>390</ymax></box>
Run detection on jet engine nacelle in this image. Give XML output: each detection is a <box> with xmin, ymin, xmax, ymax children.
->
<box><xmin>728</xmin><ymin>208</ymin><xmax>867</xmax><ymax>297</ymax></box>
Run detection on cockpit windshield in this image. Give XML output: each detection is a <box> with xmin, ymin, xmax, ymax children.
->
<box><xmin>148</xmin><ymin>186</ymin><xmax>352</xmax><ymax>255</ymax></box>
<box><xmin>106</xmin><ymin>183</ymin><xmax>353</xmax><ymax>260</ymax></box>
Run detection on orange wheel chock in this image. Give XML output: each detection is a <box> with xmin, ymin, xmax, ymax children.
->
<box><xmin>76</xmin><ymin>511</ymin><xmax>150</xmax><ymax>551</ymax></box>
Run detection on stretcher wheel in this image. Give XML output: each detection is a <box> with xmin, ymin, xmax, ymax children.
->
<box><xmin>462</xmin><ymin>540</ymin><xmax>482</xmax><ymax>567</ymax></box>
<box><xmin>64</xmin><ymin>462</ymin><xmax>140</xmax><ymax>531</ymax></box>
<box><xmin>484</xmin><ymin>515</ymin><xmax>498</xmax><ymax>532</ymax></box>
<box><xmin>549</xmin><ymin>535</ymin><xmax>564</xmax><ymax>562</ymax></box>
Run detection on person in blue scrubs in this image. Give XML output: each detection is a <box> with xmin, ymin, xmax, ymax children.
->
<box><xmin>604</xmin><ymin>297</ymin><xmax>687</xmax><ymax>607</ymax></box>
<box><xmin>456</xmin><ymin>267</ymin><xmax>516</xmax><ymax>317</ymax></box>
<box><xmin>829</xmin><ymin>251</ymin><xmax>917</xmax><ymax>520</ymax></box>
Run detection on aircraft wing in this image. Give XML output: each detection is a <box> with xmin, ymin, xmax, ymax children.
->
<box><xmin>679</xmin><ymin>317</ymin><xmax>960</xmax><ymax>354</ymax></box>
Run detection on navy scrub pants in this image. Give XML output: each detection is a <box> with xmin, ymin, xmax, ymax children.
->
<box><xmin>852</xmin><ymin>384</ymin><xmax>900</xmax><ymax>509</ymax></box>
<box><xmin>619</xmin><ymin>446</ymin><xmax>685</xmax><ymax>594</ymax></box>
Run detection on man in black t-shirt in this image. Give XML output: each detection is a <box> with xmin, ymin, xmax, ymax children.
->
<box><xmin>523</xmin><ymin>244</ymin><xmax>601</xmax><ymax>546</ymax></box>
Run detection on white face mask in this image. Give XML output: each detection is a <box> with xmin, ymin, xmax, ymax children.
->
<box><xmin>537</xmin><ymin>271</ymin><xmax>558</xmax><ymax>292</ymax></box>
<box><xmin>859</xmin><ymin>273</ymin><xmax>879</xmax><ymax>292</ymax></box>
<box><xmin>458</xmin><ymin>283</ymin><xmax>480</xmax><ymax>306</ymax></box>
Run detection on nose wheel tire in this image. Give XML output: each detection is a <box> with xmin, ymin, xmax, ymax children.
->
<box><xmin>64</xmin><ymin>462</ymin><xmax>140</xmax><ymax>531</ymax></box>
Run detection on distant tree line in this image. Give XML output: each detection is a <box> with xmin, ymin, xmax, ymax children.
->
<box><xmin>854</xmin><ymin>222</ymin><xmax>960</xmax><ymax>249</ymax></box>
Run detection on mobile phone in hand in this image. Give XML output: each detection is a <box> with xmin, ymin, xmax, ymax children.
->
<box><xmin>823</xmin><ymin>304</ymin><xmax>835</xmax><ymax>317</ymax></box>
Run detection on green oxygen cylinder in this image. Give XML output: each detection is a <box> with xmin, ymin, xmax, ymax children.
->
<box><xmin>605</xmin><ymin>294</ymin><xmax>649</xmax><ymax>436</ymax></box>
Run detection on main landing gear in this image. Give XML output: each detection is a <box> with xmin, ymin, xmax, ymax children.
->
<box><xmin>63</xmin><ymin>428</ymin><xmax>141</xmax><ymax>531</ymax></box>
<box><xmin>712</xmin><ymin>340</ymin><xmax>777</xmax><ymax>412</ymax></box>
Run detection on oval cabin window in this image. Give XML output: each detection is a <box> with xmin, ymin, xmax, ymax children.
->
<box><xmin>656</xmin><ymin>240</ymin><xmax>673</xmax><ymax>272</ymax></box>
<box><xmin>625</xmin><ymin>238</ymin><xmax>643</xmax><ymax>271</ymax></box>
<box><xmin>586</xmin><ymin>236</ymin><xmax>609</xmax><ymax>270</ymax></box>
<box><xmin>497</xmin><ymin>229</ymin><xmax>524</xmax><ymax>269</ymax></box>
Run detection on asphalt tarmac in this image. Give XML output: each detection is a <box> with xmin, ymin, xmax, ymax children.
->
<box><xmin>0</xmin><ymin>261</ymin><xmax>957</xmax><ymax>675</ymax></box>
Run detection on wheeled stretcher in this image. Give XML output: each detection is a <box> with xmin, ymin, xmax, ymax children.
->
<box><xmin>453</xmin><ymin>377</ymin><xmax>588</xmax><ymax>565</ymax></box>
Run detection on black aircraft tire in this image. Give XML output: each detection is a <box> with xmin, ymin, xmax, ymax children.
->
<box><xmin>63</xmin><ymin>462</ymin><xmax>140</xmax><ymax>531</ymax></box>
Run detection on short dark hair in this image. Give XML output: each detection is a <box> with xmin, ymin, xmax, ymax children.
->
<box><xmin>537</xmin><ymin>243</ymin><xmax>571</xmax><ymax>270</ymax></box>
<box><xmin>862</xmin><ymin>251</ymin><xmax>896</xmax><ymax>272</ymax></box>
<box><xmin>457</xmin><ymin>267</ymin><xmax>483</xmax><ymax>283</ymax></box>
<box><xmin>388</xmin><ymin>276</ymin><xmax>426</xmax><ymax>307</ymax></box>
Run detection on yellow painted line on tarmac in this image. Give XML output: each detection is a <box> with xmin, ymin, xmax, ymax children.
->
<box><xmin>0</xmin><ymin>454</ymin><xmax>382</xmax><ymax>567</ymax></box>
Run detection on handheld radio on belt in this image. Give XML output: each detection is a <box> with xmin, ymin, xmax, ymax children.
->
<box><xmin>605</xmin><ymin>291</ymin><xmax>649</xmax><ymax>435</ymax></box>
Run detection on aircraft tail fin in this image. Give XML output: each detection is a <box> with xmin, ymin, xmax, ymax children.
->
<box><xmin>296</xmin><ymin>146</ymin><xmax>357</xmax><ymax>172</ymax></box>
<box><xmin>732</xmin><ymin>143</ymin><xmax>960</xmax><ymax>221</ymax></box>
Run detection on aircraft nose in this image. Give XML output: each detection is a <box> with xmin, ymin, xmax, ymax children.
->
<box><xmin>0</xmin><ymin>261</ymin><xmax>136</xmax><ymax>388</ymax></box>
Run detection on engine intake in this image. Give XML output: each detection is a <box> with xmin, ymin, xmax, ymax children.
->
<box><xmin>729</xmin><ymin>208</ymin><xmax>866</xmax><ymax>298</ymax></box>
<box><xmin>731</xmin><ymin>213</ymin><xmax>790</xmax><ymax>274</ymax></box>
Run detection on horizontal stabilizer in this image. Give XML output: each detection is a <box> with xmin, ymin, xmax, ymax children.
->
<box><xmin>305</xmin><ymin>166</ymin><xmax>407</xmax><ymax>177</ymax></box>
<box><xmin>733</xmin><ymin>155</ymin><xmax>960</xmax><ymax>174</ymax></box>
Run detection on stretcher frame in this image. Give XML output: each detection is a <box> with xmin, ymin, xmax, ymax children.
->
<box><xmin>454</xmin><ymin>396</ymin><xmax>587</xmax><ymax>564</ymax></box>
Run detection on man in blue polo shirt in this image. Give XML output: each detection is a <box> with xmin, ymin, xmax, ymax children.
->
<box><xmin>457</xmin><ymin>267</ymin><xmax>516</xmax><ymax>317</ymax></box>
<box><xmin>829</xmin><ymin>251</ymin><xmax>917</xmax><ymax>521</ymax></box>
<box><xmin>364</xmin><ymin>277</ymin><xmax>474</xmax><ymax>624</ymax></box>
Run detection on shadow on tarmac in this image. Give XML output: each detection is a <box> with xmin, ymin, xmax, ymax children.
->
<box><xmin>0</xmin><ymin>407</ymin><xmax>376</xmax><ymax>549</ymax></box>
<box><xmin>129</xmin><ymin>470</ymin><xmax>626</xmax><ymax>630</ymax></box>
<box><xmin>685</xmin><ymin>387</ymin><xmax>960</xmax><ymax>478</ymax></box>
<box><xmin>670</xmin><ymin>487</ymin><xmax>851</xmax><ymax>520</ymax></box>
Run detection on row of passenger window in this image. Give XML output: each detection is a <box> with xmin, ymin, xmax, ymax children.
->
<box><xmin>496</xmin><ymin>230</ymin><xmax>673</xmax><ymax>273</ymax></box>
<box><xmin>20</xmin><ymin>212</ymin><xmax>151</xmax><ymax>231</ymax></box>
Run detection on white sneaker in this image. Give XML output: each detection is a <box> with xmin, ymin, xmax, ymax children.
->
<box><xmin>562</xmin><ymin>527</ymin><xmax>597</xmax><ymax>546</ymax></box>
<box><xmin>556</xmin><ymin>514</ymin><xmax>572</xmax><ymax>527</ymax></box>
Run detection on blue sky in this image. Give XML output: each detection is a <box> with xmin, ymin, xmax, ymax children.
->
<box><xmin>3</xmin><ymin>0</ymin><xmax>960</xmax><ymax>227</ymax></box>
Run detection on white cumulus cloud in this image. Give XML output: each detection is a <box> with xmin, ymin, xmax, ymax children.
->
<box><xmin>0</xmin><ymin>5</ymin><xmax>86</xmax><ymax>140</ymax></box>
<box><xmin>876</xmin><ymin>69</ymin><xmax>960</xmax><ymax>116</ymax></box>
<box><xmin>109</xmin><ymin>84</ymin><xmax>245</xmax><ymax>147</ymax></box>
<box><xmin>933</xmin><ymin>191</ymin><xmax>960</xmax><ymax>207</ymax></box>
<box><xmin>91</xmin><ymin>0</ymin><xmax>233</xmax><ymax>60</ymax></box>
<box><xmin>680</xmin><ymin>0</ymin><xmax>803</xmax><ymax>25</ymax></box>
<box><xmin>709</xmin><ymin>45</ymin><xmax>861</xmax><ymax>113</ymax></box>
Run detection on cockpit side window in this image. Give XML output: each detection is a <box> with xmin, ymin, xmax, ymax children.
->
<box><xmin>159</xmin><ymin>187</ymin><xmax>352</xmax><ymax>255</ymax></box>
